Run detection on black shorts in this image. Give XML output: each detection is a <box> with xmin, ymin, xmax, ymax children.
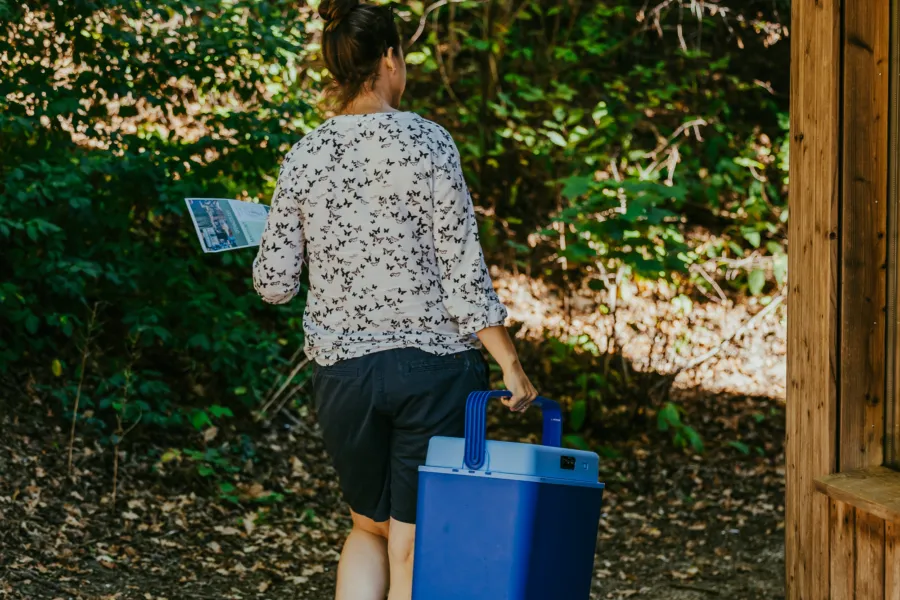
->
<box><xmin>312</xmin><ymin>347</ymin><xmax>489</xmax><ymax>525</ymax></box>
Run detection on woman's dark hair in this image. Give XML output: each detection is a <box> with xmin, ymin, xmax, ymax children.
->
<box><xmin>318</xmin><ymin>0</ymin><xmax>401</xmax><ymax>110</ymax></box>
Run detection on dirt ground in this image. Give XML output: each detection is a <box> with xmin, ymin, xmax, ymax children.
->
<box><xmin>0</xmin><ymin>385</ymin><xmax>784</xmax><ymax>600</ymax></box>
<box><xmin>1</xmin><ymin>275</ymin><xmax>788</xmax><ymax>599</ymax></box>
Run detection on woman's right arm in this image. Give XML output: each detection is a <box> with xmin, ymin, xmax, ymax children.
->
<box><xmin>476</xmin><ymin>326</ymin><xmax>538</xmax><ymax>412</ymax></box>
<box><xmin>429</xmin><ymin>126</ymin><xmax>537</xmax><ymax>411</ymax></box>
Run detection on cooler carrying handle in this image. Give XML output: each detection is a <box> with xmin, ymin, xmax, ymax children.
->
<box><xmin>463</xmin><ymin>390</ymin><xmax>563</xmax><ymax>470</ymax></box>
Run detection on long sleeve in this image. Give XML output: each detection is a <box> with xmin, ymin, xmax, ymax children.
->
<box><xmin>252</xmin><ymin>149</ymin><xmax>305</xmax><ymax>305</ymax></box>
<box><xmin>432</xmin><ymin>131</ymin><xmax>508</xmax><ymax>335</ymax></box>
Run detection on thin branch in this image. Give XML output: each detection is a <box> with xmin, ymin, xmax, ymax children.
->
<box><xmin>408</xmin><ymin>0</ymin><xmax>483</xmax><ymax>48</ymax></box>
<box><xmin>689</xmin><ymin>264</ymin><xmax>728</xmax><ymax>304</ymax></box>
<box><xmin>260</xmin><ymin>358</ymin><xmax>310</xmax><ymax>416</ymax></box>
<box><xmin>68</xmin><ymin>302</ymin><xmax>101</xmax><ymax>477</ymax></box>
<box><xmin>432</xmin><ymin>8</ymin><xmax>467</xmax><ymax>113</ymax></box>
<box><xmin>562</xmin><ymin>0</ymin><xmax>582</xmax><ymax>46</ymax></box>
<box><xmin>643</xmin><ymin>118</ymin><xmax>708</xmax><ymax>161</ymax></box>
<box><xmin>272</xmin><ymin>379</ymin><xmax>310</xmax><ymax>416</ymax></box>
<box><xmin>638</xmin><ymin>119</ymin><xmax>706</xmax><ymax>180</ymax></box>
<box><xmin>650</xmin><ymin>288</ymin><xmax>786</xmax><ymax>397</ymax></box>
<box><xmin>680</xmin><ymin>287</ymin><xmax>785</xmax><ymax>372</ymax></box>
<box><xmin>677</xmin><ymin>0</ymin><xmax>687</xmax><ymax>52</ymax></box>
<box><xmin>112</xmin><ymin>334</ymin><xmax>140</xmax><ymax>510</ymax></box>
<box><xmin>262</xmin><ymin>345</ymin><xmax>304</xmax><ymax>404</ymax></box>
<box><xmin>701</xmin><ymin>254</ymin><xmax>778</xmax><ymax>272</ymax></box>
<box><xmin>664</xmin><ymin>144</ymin><xmax>679</xmax><ymax>186</ymax></box>
<box><xmin>279</xmin><ymin>407</ymin><xmax>320</xmax><ymax>439</ymax></box>
<box><xmin>648</xmin><ymin>0</ymin><xmax>676</xmax><ymax>36</ymax></box>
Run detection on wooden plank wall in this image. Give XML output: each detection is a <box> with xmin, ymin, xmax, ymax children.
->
<box><xmin>788</xmin><ymin>0</ymin><xmax>896</xmax><ymax>598</ymax></box>
<box><xmin>835</xmin><ymin>0</ymin><xmax>893</xmax><ymax>598</ymax></box>
<box><xmin>841</xmin><ymin>0</ymin><xmax>889</xmax><ymax>476</ymax></box>
<box><xmin>831</xmin><ymin>500</ymin><xmax>857</xmax><ymax>600</ymax></box>
<box><xmin>887</xmin><ymin>521</ymin><xmax>900</xmax><ymax>600</ymax></box>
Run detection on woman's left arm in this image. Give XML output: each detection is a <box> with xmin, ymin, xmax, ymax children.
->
<box><xmin>252</xmin><ymin>150</ymin><xmax>305</xmax><ymax>305</ymax></box>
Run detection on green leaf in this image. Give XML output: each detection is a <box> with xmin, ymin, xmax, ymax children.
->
<box><xmin>183</xmin><ymin>449</ymin><xmax>204</xmax><ymax>461</ymax></box>
<box><xmin>569</xmin><ymin>400</ymin><xmax>587</xmax><ymax>432</ymax></box>
<box><xmin>743</xmin><ymin>230</ymin><xmax>761</xmax><ymax>248</ymax></box>
<box><xmin>51</xmin><ymin>359</ymin><xmax>62</xmax><ymax>377</ymax></box>
<box><xmin>187</xmin><ymin>334</ymin><xmax>210</xmax><ymax>350</ymax></box>
<box><xmin>25</xmin><ymin>315</ymin><xmax>39</xmax><ymax>334</ymax></box>
<box><xmin>192</xmin><ymin>410</ymin><xmax>212</xmax><ymax>430</ymax></box>
<box><xmin>596</xmin><ymin>445</ymin><xmax>622</xmax><ymax>459</ymax></box>
<box><xmin>728</xmin><ymin>440</ymin><xmax>751</xmax><ymax>455</ymax></box>
<box><xmin>197</xmin><ymin>465</ymin><xmax>215</xmax><ymax>477</ymax></box>
<box><xmin>546</xmin><ymin>131</ymin><xmax>568</xmax><ymax>147</ymax></box>
<box><xmin>657</xmin><ymin>402</ymin><xmax>681</xmax><ymax>431</ymax></box>
<box><xmin>405</xmin><ymin>52</ymin><xmax>428</xmax><ymax>65</ymax></box>
<box><xmin>748</xmin><ymin>269</ymin><xmax>766</xmax><ymax>296</ymax></box>
<box><xmin>774</xmin><ymin>255</ymin><xmax>788</xmax><ymax>286</ymax></box>
<box><xmin>160</xmin><ymin>448</ymin><xmax>181</xmax><ymax>463</ymax></box>
<box><xmin>684</xmin><ymin>427</ymin><xmax>704</xmax><ymax>453</ymax></box>
<box><xmin>209</xmin><ymin>405</ymin><xmax>234</xmax><ymax>419</ymax></box>
<box><xmin>563</xmin><ymin>434</ymin><xmax>591</xmax><ymax>451</ymax></box>
<box><xmin>561</xmin><ymin>176</ymin><xmax>593</xmax><ymax>200</ymax></box>
<box><xmin>766</xmin><ymin>241</ymin><xmax>785</xmax><ymax>255</ymax></box>
<box><xmin>734</xmin><ymin>157</ymin><xmax>766</xmax><ymax>170</ymax></box>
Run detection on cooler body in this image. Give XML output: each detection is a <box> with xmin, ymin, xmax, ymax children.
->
<box><xmin>412</xmin><ymin>436</ymin><xmax>604</xmax><ymax>600</ymax></box>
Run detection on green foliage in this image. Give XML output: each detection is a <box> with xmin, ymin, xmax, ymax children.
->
<box><xmin>728</xmin><ymin>440</ymin><xmax>751</xmax><ymax>455</ymax></box>
<box><xmin>563</xmin><ymin>433</ymin><xmax>591</xmax><ymax>451</ymax></box>
<box><xmin>3</xmin><ymin>1</ymin><xmax>790</xmax><ymax>470</ymax></box>
<box><xmin>1</xmin><ymin>2</ymin><xmax>313</xmax><ymax>435</ymax></box>
<box><xmin>397</xmin><ymin>0</ymin><xmax>789</xmax><ymax>292</ymax></box>
<box><xmin>155</xmin><ymin>432</ymin><xmax>283</xmax><ymax>504</ymax></box>
<box><xmin>657</xmin><ymin>402</ymin><xmax>704</xmax><ymax>454</ymax></box>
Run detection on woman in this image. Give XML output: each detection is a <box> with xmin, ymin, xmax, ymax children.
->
<box><xmin>252</xmin><ymin>1</ymin><xmax>537</xmax><ymax>598</ymax></box>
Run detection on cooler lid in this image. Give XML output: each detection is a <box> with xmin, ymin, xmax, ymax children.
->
<box><xmin>425</xmin><ymin>436</ymin><xmax>602</xmax><ymax>486</ymax></box>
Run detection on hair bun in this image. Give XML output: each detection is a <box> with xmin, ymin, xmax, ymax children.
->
<box><xmin>319</xmin><ymin>0</ymin><xmax>360</xmax><ymax>25</ymax></box>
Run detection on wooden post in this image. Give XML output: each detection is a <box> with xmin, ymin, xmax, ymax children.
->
<box><xmin>840</xmin><ymin>0</ymin><xmax>890</xmax><ymax>474</ymax></box>
<box><xmin>786</xmin><ymin>0</ymin><xmax>842</xmax><ymax>598</ymax></box>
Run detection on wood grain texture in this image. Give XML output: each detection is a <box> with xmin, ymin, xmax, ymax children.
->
<box><xmin>856</xmin><ymin>510</ymin><xmax>886</xmax><ymax>600</ymax></box>
<box><xmin>831</xmin><ymin>500</ymin><xmax>857</xmax><ymax>600</ymax></box>
<box><xmin>888</xmin><ymin>0</ymin><xmax>900</xmax><ymax>470</ymax></box>
<box><xmin>816</xmin><ymin>467</ymin><xmax>900</xmax><ymax>524</ymax></box>
<box><xmin>840</xmin><ymin>0</ymin><xmax>891</xmax><ymax>472</ymax></box>
<box><xmin>786</xmin><ymin>0</ymin><xmax>841</xmax><ymax>598</ymax></box>
<box><xmin>887</xmin><ymin>521</ymin><xmax>900</xmax><ymax>600</ymax></box>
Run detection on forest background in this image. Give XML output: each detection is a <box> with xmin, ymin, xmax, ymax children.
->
<box><xmin>0</xmin><ymin>2</ymin><xmax>790</xmax><ymax>597</ymax></box>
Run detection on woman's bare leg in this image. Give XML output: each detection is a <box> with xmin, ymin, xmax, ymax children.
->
<box><xmin>386</xmin><ymin>518</ymin><xmax>416</xmax><ymax>600</ymax></box>
<box><xmin>336</xmin><ymin>512</ymin><xmax>390</xmax><ymax>600</ymax></box>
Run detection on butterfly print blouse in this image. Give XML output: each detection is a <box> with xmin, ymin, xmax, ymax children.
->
<box><xmin>252</xmin><ymin>111</ymin><xmax>508</xmax><ymax>366</ymax></box>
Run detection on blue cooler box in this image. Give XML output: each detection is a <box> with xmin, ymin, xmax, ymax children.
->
<box><xmin>412</xmin><ymin>391</ymin><xmax>605</xmax><ymax>600</ymax></box>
